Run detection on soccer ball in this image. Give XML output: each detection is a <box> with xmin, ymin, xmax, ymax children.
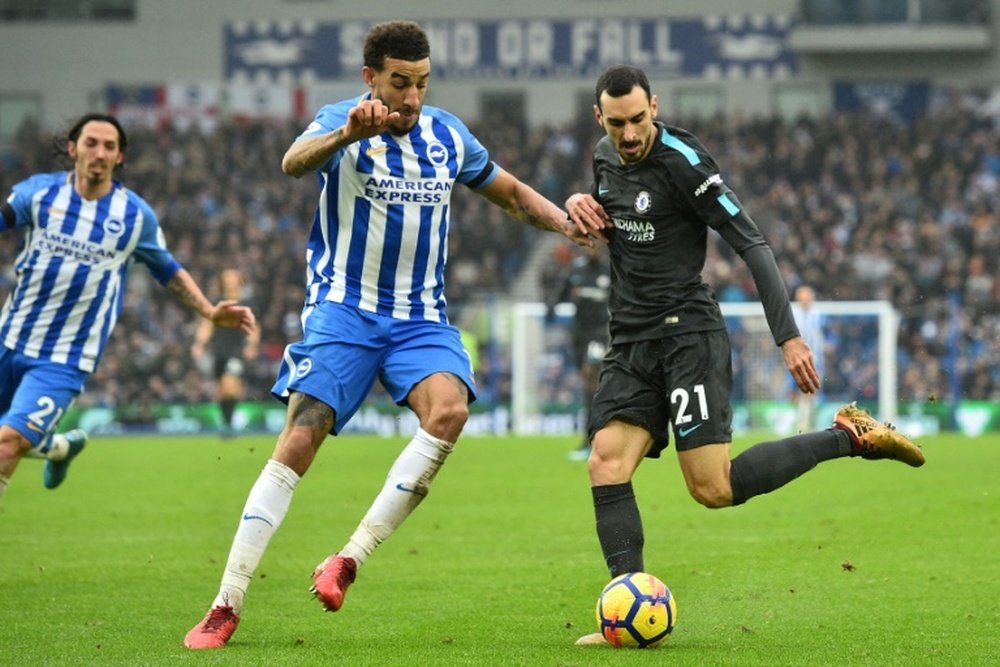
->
<box><xmin>595</xmin><ymin>572</ymin><xmax>677</xmax><ymax>648</ymax></box>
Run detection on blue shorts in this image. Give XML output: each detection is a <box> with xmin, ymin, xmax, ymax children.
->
<box><xmin>0</xmin><ymin>347</ymin><xmax>88</xmax><ymax>451</ymax></box>
<box><xmin>272</xmin><ymin>302</ymin><xmax>477</xmax><ymax>434</ymax></box>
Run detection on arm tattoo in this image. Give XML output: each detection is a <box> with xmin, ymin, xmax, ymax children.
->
<box><xmin>510</xmin><ymin>204</ymin><xmax>556</xmax><ymax>232</ymax></box>
<box><xmin>165</xmin><ymin>275</ymin><xmax>204</xmax><ymax>314</ymax></box>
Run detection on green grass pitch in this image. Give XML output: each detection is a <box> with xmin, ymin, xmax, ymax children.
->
<box><xmin>1</xmin><ymin>431</ymin><xmax>998</xmax><ymax>666</ymax></box>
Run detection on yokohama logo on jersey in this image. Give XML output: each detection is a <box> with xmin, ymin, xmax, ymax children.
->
<box><xmin>694</xmin><ymin>174</ymin><xmax>722</xmax><ymax>197</ymax></box>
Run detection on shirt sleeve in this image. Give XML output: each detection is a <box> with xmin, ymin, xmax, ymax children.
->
<box><xmin>299</xmin><ymin>99</ymin><xmax>355</xmax><ymax>140</ymax></box>
<box><xmin>3</xmin><ymin>172</ymin><xmax>65</xmax><ymax>231</ymax></box>
<box><xmin>662</xmin><ymin>127</ymin><xmax>800</xmax><ymax>346</ymax></box>
<box><xmin>440</xmin><ymin>109</ymin><xmax>497</xmax><ymax>189</ymax></box>
<box><xmin>715</xmin><ymin>220</ymin><xmax>799</xmax><ymax>346</ymax></box>
<box><xmin>295</xmin><ymin>99</ymin><xmax>357</xmax><ymax>174</ymax></box>
<box><xmin>661</xmin><ymin>127</ymin><xmax>746</xmax><ymax>231</ymax></box>
<box><xmin>130</xmin><ymin>198</ymin><xmax>182</xmax><ymax>285</ymax></box>
<box><xmin>735</xmin><ymin>242</ymin><xmax>800</xmax><ymax>346</ymax></box>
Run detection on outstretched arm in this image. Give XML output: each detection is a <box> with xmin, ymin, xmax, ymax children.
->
<box><xmin>165</xmin><ymin>269</ymin><xmax>257</xmax><ymax>335</ymax></box>
<box><xmin>714</xmin><ymin>221</ymin><xmax>819</xmax><ymax>393</ymax></box>
<box><xmin>477</xmin><ymin>169</ymin><xmax>604</xmax><ymax>248</ymax></box>
<box><xmin>282</xmin><ymin>99</ymin><xmax>401</xmax><ymax>178</ymax></box>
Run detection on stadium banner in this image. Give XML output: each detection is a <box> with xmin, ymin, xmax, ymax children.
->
<box><xmin>224</xmin><ymin>16</ymin><xmax>797</xmax><ymax>82</ymax></box>
<box><xmin>164</xmin><ymin>82</ymin><xmax>220</xmax><ymax>131</ymax></box>
<box><xmin>833</xmin><ymin>80</ymin><xmax>930</xmax><ymax>122</ymax></box>
<box><xmin>104</xmin><ymin>83</ymin><xmax>165</xmax><ymax>127</ymax></box>
<box><xmin>59</xmin><ymin>400</ymin><xmax>999</xmax><ymax>437</ymax></box>
<box><xmin>225</xmin><ymin>82</ymin><xmax>305</xmax><ymax>119</ymax></box>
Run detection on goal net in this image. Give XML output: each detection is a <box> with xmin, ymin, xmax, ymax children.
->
<box><xmin>510</xmin><ymin>300</ymin><xmax>899</xmax><ymax>436</ymax></box>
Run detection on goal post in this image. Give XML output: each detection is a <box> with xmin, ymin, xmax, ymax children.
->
<box><xmin>510</xmin><ymin>300</ymin><xmax>899</xmax><ymax>436</ymax></box>
<box><xmin>719</xmin><ymin>300</ymin><xmax>899</xmax><ymax>425</ymax></box>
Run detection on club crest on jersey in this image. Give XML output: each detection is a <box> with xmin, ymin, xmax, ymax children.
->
<box><xmin>426</xmin><ymin>141</ymin><xmax>448</xmax><ymax>167</ymax></box>
<box><xmin>102</xmin><ymin>217</ymin><xmax>125</xmax><ymax>237</ymax></box>
<box><xmin>633</xmin><ymin>190</ymin><xmax>652</xmax><ymax>213</ymax></box>
<box><xmin>296</xmin><ymin>358</ymin><xmax>313</xmax><ymax>377</ymax></box>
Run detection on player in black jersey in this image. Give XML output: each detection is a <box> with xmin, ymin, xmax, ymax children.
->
<box><xmin>546</xmin><ymin>247</ymin><xmax>611</xmax><ymax>460</ymax></box>
<box><xmin>191</xmin><ymin>269</ymin><xmax>260</xmax><ymax>438</ymax></box>
<box><xmin>565</xmin><ymin>65</ymin><xmax>925</xmax><ymax>646</ymax></box>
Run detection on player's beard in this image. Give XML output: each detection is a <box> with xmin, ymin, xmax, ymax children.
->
<box><xmin>81</xmin><ymin>159</ymin><xmax>112</xmax><ymax>184</ymax></box>
<box><xmin>618</xmin><ymin>131</ymin><xmax>653</xmax><ymax>164</ymax></box>
<box><xmin>389</xmin><ymin>106</ymin><xmax>420</xmax><ymax>135</ymax></box>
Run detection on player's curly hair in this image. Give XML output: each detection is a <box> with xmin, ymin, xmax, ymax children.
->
<box><xmin>595</xmin><ymin>65</ymin><xmax>651</xmax><ymax>108</ymax></box>
<box><xmin>364</xmin><ymin>20</ymin><xmax>430</xmax><ymax>70</ymax></box>
<box><xmin>53</xmin><ymin>112</ymin><xmax>128</xmax><ymax>168</ymax></box>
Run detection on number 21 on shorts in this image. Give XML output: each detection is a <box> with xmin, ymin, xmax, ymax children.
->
<box><xmin>670</xmin><ymin>384</ymin><xmax>708</xmax><ymax>426</ymax></box>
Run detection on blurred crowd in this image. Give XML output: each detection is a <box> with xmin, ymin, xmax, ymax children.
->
<box><xmin>1</xmin><ymin>93</ymin><xmax>997</xmax><ymax>415</ymax></box>
<box><xmin>543</xmin><ymin>91</ymin><xmax>999</xmax><ymax>406</ymax></box>
<box><xmin>693</xmin><ymin>92</ymin><xmax>999</xmax><ymax>404</ymax></box>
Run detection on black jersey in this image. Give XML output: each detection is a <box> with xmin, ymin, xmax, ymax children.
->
<box><xmin>592</xmin><ymin>122</ymin><xmax>777</xmax><ymax>344</ymax></box>
<box><xmin>209</xmin><ymin>297</ymin><xmax>256</xmax><ymax>359</ymax></box>
<box><xmin>557</xmin><ymin>253</ymin><xmax>611</xmax><ymax>343</ymax></box>
<box><xmin>210</xmin><ymin>325</ymin><xmax>247</xmax><ymax>358</ymax></box>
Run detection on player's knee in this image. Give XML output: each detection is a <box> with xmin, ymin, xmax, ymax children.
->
<box><xmin>424</xmin><ymin>399</ymin><xmax>468</xmax><ymax>437</ymax></box>
<box><xmin>587</xmin><ymin>441</ymin><xmax>631</xmax><ymax>484</ymax></box>
<box><xmin>687</xmin><ymin>481</ymin><xmax>733</xmax><ymax>509</ymax></box>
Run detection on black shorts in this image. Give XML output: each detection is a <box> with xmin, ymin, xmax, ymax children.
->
<box><xmin>572</xmin><ymin>335</ymin><xmax>608</xmax><ymax>369</ymax></box>
<box><xmin>588</xmin><ymin>329</ymin><xmax>733</xmax><ymax>457</ymax></box>
<box><xmin>213</xmin><ymin>355</ymin><xmax>246</xmax><ymax>380</ymax></box>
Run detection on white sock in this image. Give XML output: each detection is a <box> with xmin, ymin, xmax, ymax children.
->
<box><xmin>341</xmin><ymin>428</ymin><xmax>454</xmax><ymax>567</ymax></box>
<box><xmin>23</xmin><ymin>434</ymin><xmax>68</xmax><ymax>460</ymax></box>
<box><xmin>45</xmin><ymin>434</ymin><xmax>70</xmax><ymax>460</ymax></box>
<box><xmin>0</xmin><ymin>473</ymin><xmax>9</xmax><ymax>498</ymax></box>
<box><xmin>213</xmin><ymin>459</ymin><xmax>300</xmax><ymax>614</ymax></box>
<box><xmin>796</xmin><ymin>397</ymin><xmax>815</xmax><ymax>433</ymax></box>
<box><xmin>22</xmin><ymin>434</ymin><xmax>67</xmax><ymax>460</ymax></box>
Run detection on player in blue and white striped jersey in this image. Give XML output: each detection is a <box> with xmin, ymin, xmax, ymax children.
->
<box><xmin>185</xmin><ymin>20</ymin><xmax>603</xmax><ymax>649</ymax></box>
<box><xmin>791</xmin><ymin>285</ymin><xmax>826</xmax><ymax>432</ymax></box>
<box><xmin>0</xmin><ymin>113</ymin><xmax>257</xmax><ymax>499</ymax></box>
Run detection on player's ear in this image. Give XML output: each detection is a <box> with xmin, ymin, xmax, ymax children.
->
<box><xmin>650</xmin><ymin>94</ymin><xmax>658</xmax><ymax>118</ymax></box>
<box><xmin>67</xmin><ymin>140</ymin><xmax>78</xmax><ymax>158</ymax></box>
<box><xmin>593</xmin><ymin>104</ymin><xmax>602</xmax><ymax>125</ymax></box>
<box><xmin>362</xmin><ymin>66</ymin><xmax>376</xmax><ymax>87</ymax></box>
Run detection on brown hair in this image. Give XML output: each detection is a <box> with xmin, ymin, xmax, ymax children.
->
<box><xmin>363</xmin><ymin>20</ymin><xmax>431</xmax><ymax>70</ymax></box>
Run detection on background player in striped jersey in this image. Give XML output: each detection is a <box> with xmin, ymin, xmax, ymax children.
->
<box><xmin>185</xmin><ymin>20</ymin><xmax>600</xmax><ymax>649</ymax></box>
<box><xmin>564</xmin><ymin>65</ymin><xmax>924</xmax><ymax>646</ymax></box>
<box><xmin>0</xmin><ymin>113</ymin><xmax>257</xmax><ymax>499</ymax></box>
<box><xmin>791</xmin><ymin>284</ymin><xmax>826</xmax><ymax>432</ymax></box>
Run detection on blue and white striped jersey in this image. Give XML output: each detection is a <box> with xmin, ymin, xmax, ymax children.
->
<box><xmin>792</xmin><ymin>304</ymin><xmax>825</xmax><ymax>374</ymax></box>
<box><xmin>1</xmin><ymin>172</ymin><xmax>181</xmax><ymax>373</ymax></box>
<box><xmin>298</xmin><ymin>94</ymin><xmax>498</xmax><ymax>323</ymax></box>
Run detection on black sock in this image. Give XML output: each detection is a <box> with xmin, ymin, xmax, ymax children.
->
<box><xmin>730</xmin><ymin>429</ymin><xmax>852</xmax><ymax>506</ymax></box>
<box><xmin>592</xmin><ymin>482</ymin><xmax>645</xmax><ymax>577</ymax></box>
<box><xmin>220</xmin><ymin>399</ymin><xmax>237</xmax><ymax>427</ymax></box>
